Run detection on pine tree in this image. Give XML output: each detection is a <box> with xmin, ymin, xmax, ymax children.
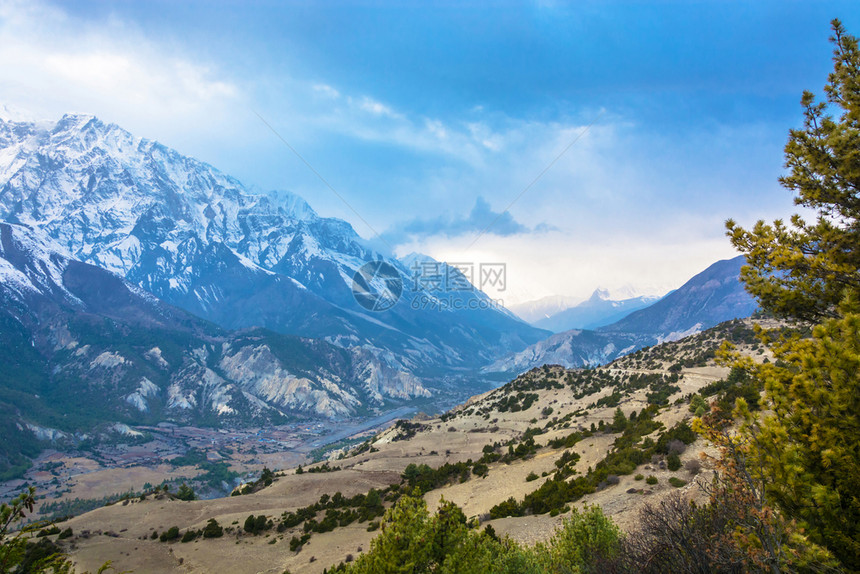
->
<box><xmin>346</xmin><ymin>493</ymin><xmax>433</xmax><ymax>573</ymax></box>
<box><xmin>610</xmin><ymin>407</ymin><xmax>627</xmax><ymax>432</ymax></box>
<box><xmin>720</xmin><ymin>19</ymin><xmax>860</xmax><ymax>570</ymax></box>
<box><xmin>429</xmin><ymin>499</ymin><xmax>467</xmax><ymax>565</ymax></box>
<box><xmin>727</xmin><ymin>19</ymin><xmax>860</xmax><ymax>323</ymax></box>
<box><xmin>176</xmin><ymin>482</ymin><xmax>196</xmax><ymax>501</ymax></box>
<box><xmin>732</xmin><ymin>305</ymin><xmax>860</xmax><ymax>569</ymax></box>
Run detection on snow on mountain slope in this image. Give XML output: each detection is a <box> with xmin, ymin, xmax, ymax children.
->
<box><xmin>0</xmin><ymin>113</ymin><xmax>547</xmax><ymax>372</ymax></box>
<box><xmin>507</xmin><ymin>294</ymin><xmax>583</xmax><ymax>324</ymax></box>
<box><xmin>0</xmin><ymin>113</ymin><xmax>321</xmax><ymax>278</ymax></box>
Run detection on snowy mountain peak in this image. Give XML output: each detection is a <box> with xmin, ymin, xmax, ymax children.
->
<box><xmin>590</xmin><ymin>287</ymin><xmax>611</xmax><ymax>301</ymax></box>
<box><xmin>398</xmin><ymin>251</ymin><xmax>436</xmax><ymax>269</ymax></box>
<box><xmin>507</xmin><ymin>294</ymin><xmax>582</xmax><ymax>324</ymax></box>
<box><xmin>603</xmin><ymin>283</ymin><xmax>667</xmax><ymax>301</ymax></box>
<box><xmin>264</xmin><ymin>189</ymin><xmax>317</xmax><ymax>221</ymax></box>
<box><xmin>0</xmin><ymin>109</ymin><xmax>548</xmax><ymax>372</ymax></box>
<box><xmin>0</xmin><ymin>112</ymin><xmax>349</xmax><ymax>278</ymax></box>
<box><xmin>55</xmin><ymin>112</ymin><xmax>100</xmax><ymax>131</ymax></box>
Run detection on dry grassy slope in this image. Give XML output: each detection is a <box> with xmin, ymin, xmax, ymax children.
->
<box><xmin>59</xmin><ymin>318</ymin><xmax>767</xmax><ymax>574</ymax></box>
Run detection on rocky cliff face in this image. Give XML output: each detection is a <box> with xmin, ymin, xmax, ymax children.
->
<box><xmin>0</xmin><ymin>222</ymin><xmax>429</xmax><ymax>430</ymax></box>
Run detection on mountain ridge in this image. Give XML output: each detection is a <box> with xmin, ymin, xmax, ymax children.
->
<box><xmin>0</xmin><ymin>112</ymin><xmax>547</xmax><ymax>377</ymax></box>
<box><xmin>485</xmin><ymin>256</ymin><xmax>757</xmax><ymax>373</ymax></box>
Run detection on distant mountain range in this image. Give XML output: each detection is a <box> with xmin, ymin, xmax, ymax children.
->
<box><xmin>0</xmin><ymin>112</ymin><xmax>552</xmax><ymax>477</ymax></box>
<box><xmin>484</xmin><ymin>256</ymin><xmax>757</xmax><ymax>373</ymax></box>
<box><xmin>531</xmin><ymin>289</ymin><xmax>661</xmax><ymax>332</ymax></box>
<box><xmin>600</xmin><ymin>256</ymin><xmax>756</xmax><ymax>338</ymax></box>
<box><xmin>507</xmin><ymin>295</ymin><xmax>583</xmax><ymax>325</ymax></box>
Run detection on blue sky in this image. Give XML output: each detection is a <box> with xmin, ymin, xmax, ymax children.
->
<box><xmin>1</xmin><ymin>0</ymin><xmax>856</xmax><ymax>304</ymax></box>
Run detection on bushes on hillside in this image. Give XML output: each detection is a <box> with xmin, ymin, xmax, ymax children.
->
<box><xmin>244</xmin><ymin>514</ymin><xmax>270</xmax><ymax>535</ymax></box>
<box><xmin>159</xmin><ymin>526</ymin><xmax>180</xmax><ymax>542</ymax></box>
<box><xmin>336</xmin><ymin>493</ymin><xmax>621</xmax><ymax>574</ymax></box>
<box><xmin>203</xmin><ymin>518</ymin><xmax>223</xmax><ymax>538</ymax></box>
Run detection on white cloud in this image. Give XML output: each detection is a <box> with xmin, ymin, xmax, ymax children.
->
<box><xmin>0</xmin><ymin>0</ymin><xmax>242</xmax><ymax>146</ymax></box>
<box><xmin>355</xmin><ymin>96</ymin><xmax>400</xmax><ymax>118</ymax></box>
<box><xmin>40</xmin><ymin>52</ymin><xmax>237</xmax><ymax>111</ymax></box>
<box><xmin>0</xmin><ymin>0</ymin><xmax>589</xmax><ymax>179</ymax></box>
<box><xmin>313</xmin><ymin>84</ymin><xmax>341</xmax><ymax>99</ymax></box>
<box><xmin>395</xmin><ymin>224</ymin><xmax>739</xmax><ymax>306</ymax></box>
<box><xmin>0</xmin><ymin>0</ymin><xmax>788</xmax><ymax>307</ymax></box>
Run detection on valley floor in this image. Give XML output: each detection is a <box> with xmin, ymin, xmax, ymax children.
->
<box><xmin>2</xmin><ymin>413</ymin><xmax>410</xmax><ymax>518</ymax></box>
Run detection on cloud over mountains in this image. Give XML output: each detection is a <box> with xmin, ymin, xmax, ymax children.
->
<box><xmin>382</xmin><ymin>196</ymin><xmax>554</xmax><ymax>245</ymax></box>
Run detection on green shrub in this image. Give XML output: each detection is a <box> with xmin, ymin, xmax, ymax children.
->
<box><xmin>535</xmin><ymin>505</ymin><xmax>623</xmax><ymax>571</ymax></box>
<box><xmin>244</xmin><ymin>514</ymin><xmax>269</xmax><ymax>534</ymax></box>
<box><xmin>526</xmin><ymin>472</ymin><xmax>539</xmax><ymax>482</ymax></box>
<box><xmin>160</xmin><ymin>526</ymin><xmax>180</xmax><ymax>542</ymax></box>
<box><xmin>634</xmin><ymin>474</ymin><xmax>644</xmax><ymax>481</ymax></box>
<box><xmin>689</xmin><ymin>394</ymin><xmax>707</xmax><ymax>415</ymax></box>
<box><xmin>645</xmin><ymin>476</ymin><xmax>658</xmax><ymax>485</ymax></box>
<box><xmin>656</xmin><ymin>421</ymin><xmax>698</xmax><ymax>453</ymax></box>
<box><xmin>668</xmin><ymin>477</ymin><xmax>687</xmax><ymax>488</ymax></box>
<box><xmin>289</xmin><ymin>533</ymin><xmax>310</xmax><ymax>551</ymax></box>
<box><xmin>36</xmin><ymin>526</ymin><xmax>60</xmax><ymax>537</ymax></box>
<box><xmin>203</xmin><ymin>518</ymin><xmax>223</xmax><ymax>538</ymax></box>
<box><xmin>667</xmin><ymin>454</ymin><xmax>681</xmax><ymax>471</ymax></box>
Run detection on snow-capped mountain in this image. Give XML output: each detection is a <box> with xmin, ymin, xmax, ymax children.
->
<box><xmin>508</xmin><ymin>295</ymin><xmax>583</xmax><ymax>325</ymax></box>
<box><xmin>0</xmin><ymin>113</ymin><xmax>547</xmax><ymax>374</ymax></box>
